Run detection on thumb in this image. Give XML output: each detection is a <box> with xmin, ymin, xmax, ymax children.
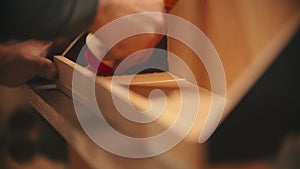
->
<box><xmin>33</xmin><ymin>41</ymin><xmax>57</xmax><ymax>80</ymax></box>
<box><xmin>35</xmin><ymin>57</ymin><xmax>57</xmax><ymax>80</ymax></box>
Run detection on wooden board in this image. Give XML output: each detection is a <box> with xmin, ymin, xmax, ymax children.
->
<box><xmin>23</xmin><ymin>82</ymin><xmax>207</xmax><ymax>169</ymax></box>
<box><xmin>169</xmin><ymin>0</ymin><xmax>300</xmax><ymax>117</ymax></box>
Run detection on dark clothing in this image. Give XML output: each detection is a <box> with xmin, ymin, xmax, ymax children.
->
<box><xmin>0</xmin><ymin>0</ymin><xmax>98</xmax><ymax>41</ymax></box>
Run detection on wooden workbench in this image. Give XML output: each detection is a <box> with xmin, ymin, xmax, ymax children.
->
<box><xmin>23</xmin><ymin>80</ymin><xmax>206</xmax><ymax>169</ymax></box>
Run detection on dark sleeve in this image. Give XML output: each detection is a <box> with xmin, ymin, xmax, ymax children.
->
<box><xmin>0</xmin><ymin>0</ymin><xmax>98</xmax><ymax>41</ymax></box>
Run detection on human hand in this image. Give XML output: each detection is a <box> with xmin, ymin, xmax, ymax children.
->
<box><xmin>88</xmin><ymin>0</ymin><xmax>165</xmax><ymax>33</ymax></box>
<box><xmin>0</xmin><ymin>40</ymin><xmax>57</xmax><ymax>87</ymax></box>
<box><xmin>86</xmin><ymin>0</ymin><xmax>166</xmax><ymax>72</ymax></box>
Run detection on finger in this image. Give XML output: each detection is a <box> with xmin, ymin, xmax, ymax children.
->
<box><xmin>35</xmin><ymin>57</ymin><xmax>57</xmax><ymax>80</ymax></box>
<box><xmin>108</xmin><ymin>34</ymin><xmax>163</xmax><ymax>60</ymax></box>
<box><xmin>19</xmin><ymin>40</ymin><xmax>54</xmax><ymax>58</ymax></box>
<box><xmin>31</xmin><ymin>41</ymin><xmax>57</xmax><ymax>80</ymax></box>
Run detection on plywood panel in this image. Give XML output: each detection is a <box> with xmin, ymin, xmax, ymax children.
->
<box><xmin>169</xmin><ymin>0</ymin><xmax>300</xmax><ymax>115</ymax></box>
